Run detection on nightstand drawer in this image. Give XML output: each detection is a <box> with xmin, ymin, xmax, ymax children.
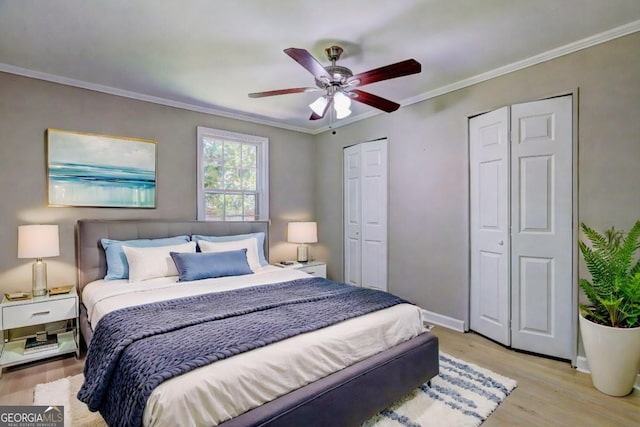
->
<box><xmin>300</xmin><ymin>264</ymin><xmax>327</xmax><ymax>278</ymax></box>
<box><xmin>2</xmin><ymin>298</ymin><xmax>76</xmax><ymax>329</ymax></box>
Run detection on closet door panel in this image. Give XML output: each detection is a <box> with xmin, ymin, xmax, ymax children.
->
<box><xmin>470</xmin><ymin>107</ymin><xmax>511</xmax><ymax>346</ymax></box>
<box><xmin>360</xmin><ymin>140</ymin><xmax>388</xmax><ymax>291</ymax></box>
<box><xmin>344</xmin><ymin>145</ymin><xmax>362</xmax><ymax>286</ymax></box>
<box><xmin>510</xmin><ymin>96</ymin><xmax>573</xmax><ymax>360</ymax></box>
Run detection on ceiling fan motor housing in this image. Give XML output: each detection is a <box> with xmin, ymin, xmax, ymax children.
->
<box><xmin>316</xmin><ymin>65</ymin><xmax>353</xmax><ymax>88</ymax></box>
<box><xmin>313</xmin><ymin>46</ymin><xmax>354</xmax><ymax>89</ymax></box>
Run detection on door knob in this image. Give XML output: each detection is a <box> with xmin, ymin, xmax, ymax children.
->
<box><xmin>498</xmin><ymin>240</ymin><xmax>504</xmax><ymax>246</ymax></box>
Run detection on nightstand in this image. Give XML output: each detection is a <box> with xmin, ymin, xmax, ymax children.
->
<box><xmin>297</xmin><ymin>261</ymin><xmax>327</xmax><ymax>279</ymax></box>
<box><xmin>0</xmin><ymin>287</ymin><xmax>79</xmax><ymax>375</ymax></box>
<box><xmin>296</xmin><ymin>261</ymin><xmax>327</xmax><ymax>278</ymax></box>
<box><xmin>273</xmin><ymin>261</ymin><xmax>327</xmax><ymax>278</ymax></box>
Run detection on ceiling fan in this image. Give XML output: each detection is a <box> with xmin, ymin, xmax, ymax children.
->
<box><xmin>248</xmin><ymin>46</ymin><xmax>421</xmax><ymax>120</ymax></box>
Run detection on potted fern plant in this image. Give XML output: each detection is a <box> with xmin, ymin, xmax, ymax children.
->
<box><xmin>578</xmin><ymin>220</ymin><xmax>640</xmax><ymax>396</ymax></box>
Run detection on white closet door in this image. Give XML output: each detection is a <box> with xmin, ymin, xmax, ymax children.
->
<box><xmin>470</xmin><ymin>107</ymin><xmax>511</xmax><ymax>345</ymax></box>
<box><xmin>343</xmin><ymin>139</ymin><xmax>388</xmax><ymax>291</ymax></box>
<box><xmin>360</xmin><ymin>140</ymin><xmax>388</xmax><ymax>291</ymax></box>
<box><xmin>344</xmin><ymin>144</ymin><xmax>362</xmax><ymax>286</ymax></box>
<box><xmin>510</xmin><ymin>96</ymin><xmax>573</xmax><ymax>360</ymax></box>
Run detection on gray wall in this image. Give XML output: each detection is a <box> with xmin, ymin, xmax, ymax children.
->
<box><xmin>315</xmin><ymin>32</ymin><xmax>640</xmax><ymax>327</ymax></box>
<box><xmin>0</xmin><ymin>73</ymin><xmax>316</xmax><ymax>292</ymax></box>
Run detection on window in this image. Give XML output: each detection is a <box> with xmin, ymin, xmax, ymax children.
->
<box><xmin>197</xmin><ymin>126</ymin><xmax>269</xmax><ymax>221</ymax></box>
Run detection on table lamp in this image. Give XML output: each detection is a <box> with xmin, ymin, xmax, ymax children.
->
<box><xmin>288</xmin><ymin>222</ymin><xmax>318</xmax><ymax>262</ymax></box>
<box><xmin>18</xmin><ymin>224</ymin><xmax>60</xmax><ymax>296</ymax></box>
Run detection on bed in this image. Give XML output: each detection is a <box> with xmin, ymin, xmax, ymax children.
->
<box><xmin>76</xmin><ymin>219</ymin><xmax>439</xmax><ymax>426</ymax></box>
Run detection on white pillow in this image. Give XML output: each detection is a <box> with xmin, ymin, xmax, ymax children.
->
<box><xmin>123</xmin><ymin>241</ymin><xmax>196</xmax><ymax>282</ymax></box>
<box><xmin>198</xmin><ymin>238</ymin><xmax>262</xmax><ymax>272</ymax></box>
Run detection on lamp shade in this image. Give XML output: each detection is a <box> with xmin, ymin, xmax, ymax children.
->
<box><xmin>18</xmin><ymin>225</ymin><xmax>60</xmax><ymax>259</ymax></box>
<box><xmin>309</xmin><ymin>96</ymin><xmax>329</xmax><ymax>116</ymax></box>
<box><xmin>334</xmin><ymin>91</ymin><xmax>352</xmax><ymax>119</ymax></box>
<box><xmin>287</xmin><ymin>222</ymin><xmax>318</xmax><ymax>244</ymax></box>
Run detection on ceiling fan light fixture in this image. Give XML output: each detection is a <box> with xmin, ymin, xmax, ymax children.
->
<box><xmin>334</xmin><ymin>91</ymin><xmax>352</xmax><ymax>119</ymax></box>
<box><xmin>309</xmin><ymin>96</ymin><xmax>329</xmax><ymax>116</ymax></box>
<box><xmin>334</xmin><ymin>91</ymin><xmax>351</xmax><ymax>108</ymax></box>
<box><xmin>335</xmin><ymin>106</ymin><xmax>352</xmax><ymax>119</ymax></box>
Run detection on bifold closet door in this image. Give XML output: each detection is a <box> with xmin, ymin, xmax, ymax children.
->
<box><xmin>344</xmin><ymin>144</ymin><xmax>362</xmax><ymax>287</ymax></box>
<box><xmin>343</xmin><ymin>139</ymin><xmax>388</xmax><ymax>291</ymax></box>
<box><xmin>470</xmin><ymin>96</ymin><xmax>574</xmax><ymax>360</ymax></box>
<box><xmin>470</xmin><ymin>107</ymin><xmax>511</xmax><ymax>346</ymax></box>
<box><xmin>510</xmin><ymin>96</ymin><xmax>573</xmax><ymax>360</ymax></box>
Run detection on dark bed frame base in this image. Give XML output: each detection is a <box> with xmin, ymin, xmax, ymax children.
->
<box><xmin>75</xmin><ymin>219</ymin><xmax>440</xmax><ymax>426</ymax></box>
<box><xmin>219</xmin><ymin>332</ymin><xmax>439</xmax><ymax>427</ymax></box>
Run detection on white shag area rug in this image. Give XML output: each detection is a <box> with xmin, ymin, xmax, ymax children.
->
<box><xmin>34</xmin><ymin>353</ymin><xmax>516</xmax><ymax>427</ymax></box>
<box><xmin>33</xmin><ymin>374</ymin><xmax>104</xmax><ymax>427</ymax></box>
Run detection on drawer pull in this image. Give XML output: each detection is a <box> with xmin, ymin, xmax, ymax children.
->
<box><xmin>31</xmin><ymin>311</ymin><xmax>51</xmax><ymax>317</ymax></box>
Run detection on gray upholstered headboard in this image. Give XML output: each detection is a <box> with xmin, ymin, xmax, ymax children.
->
<box><xmin>76</xmin><ymin>219</ymin><xmax>270</xmax><ymax>293</ymax></box>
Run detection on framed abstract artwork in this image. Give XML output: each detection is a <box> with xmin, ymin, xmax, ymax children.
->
<box><xmin>47</xmin><ymin>129</ymin><xmax>157</xmax><ymax>208</ymax></box>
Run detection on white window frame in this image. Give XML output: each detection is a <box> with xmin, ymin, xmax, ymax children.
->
<box><xmin>196</xmin><ymin>126</ymin><xmax>269</xmax><ymax>221</ymax></box>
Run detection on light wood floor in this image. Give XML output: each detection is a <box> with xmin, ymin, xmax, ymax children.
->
<box><xmin>0</xmin><ymin>327</ymin><xmax>638</xmax><ymax>426</ymax></box>
<box><xmin>432</xmin><ymin>327</ymin><xmax>639</xmax><ymax>427</ymax></box>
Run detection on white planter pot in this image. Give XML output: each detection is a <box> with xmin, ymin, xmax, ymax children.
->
<box><xmin>579</xmin><ymin>314</ymin><xmax>640</xmax><ymax>396</ymax></box>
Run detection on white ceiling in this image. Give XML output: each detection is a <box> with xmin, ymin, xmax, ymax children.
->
<box><xmin>1</xmin><ymin>0</ymin><xmax>639</xmax><ymax>134</ymax></box>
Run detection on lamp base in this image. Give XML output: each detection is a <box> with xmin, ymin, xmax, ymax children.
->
<box><xmin>32</xmin><ymin>259</ymin><xmax>48</xmax><ymax>297</ymax></box>
<box><xmin>297</xmin><ymin>245</ymin><xmax>309</xmax><ymax>263</ymax></box>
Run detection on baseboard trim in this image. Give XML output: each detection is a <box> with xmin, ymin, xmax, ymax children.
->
<box><xmin>421</xmin><ymin>309</ymin><xmax>465</xmax><ymax>332</ymax></box>
<box><xmin>575</xmin><ymin>355</ymin><xmax>589</xmax><ymax>374</ymax></box>
<box><xmin>576</xmin><ymin>356</ymin><xmax>640</xmax><ymax>389</ymax></box>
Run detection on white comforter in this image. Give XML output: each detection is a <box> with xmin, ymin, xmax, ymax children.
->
<box><xmin>82</xmin><ymin>267</ymin><xmax>425</xmax><ymax>427</ymax></box>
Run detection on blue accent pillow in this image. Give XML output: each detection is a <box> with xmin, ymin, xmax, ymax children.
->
<box><xmin>170</xmin><ymin>249</ymin><xmax>252</xmax><ymax>282</ymax></box>
<box><xmin>192</xmin><ymin>232</ymin><xmax>268</xmax><ymax>266</ymax></box>
<box><xmin>101</xmin><ymin>236</ymin><xmax>190</xmax><ymax>280</ymax></box>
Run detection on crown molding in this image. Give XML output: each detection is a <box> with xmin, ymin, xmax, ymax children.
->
<box><xmin>1</xmin><ymin>19</ymin><xmax>638</xmax><ymax>136</ymax></box>
<box><xmin>401</xmin><ymin>19</ymin><xmax>640</xmax><ymax>109</ymax></box>
<box><xmin>0</xmin><ymin>63</ymin><xmax>314</xmax><ymax>134</ymax></box>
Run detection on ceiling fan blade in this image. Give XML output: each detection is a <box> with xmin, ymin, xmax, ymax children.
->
<box><xmin>310</xmin><ymin>97</ymin><xmax>333</xmax><ymax>120</ymax></box>
<box><xmin>348</xmin><ymin>59</ymin><xmax>421</xmax><ymax>87</ymax></box>
<box><xmin>284</xmin><ymin>48</ymin><xmax>332</xmax><ymax>81</ymax></box>
<box><xmin>350</xmin><ymin>89</ymin><xmax>400</xmax><ymax>113</ymax></box>
<box><xmin>248</xmin><ymin>87</ymin><xmax>320</xmax><ymax>98</ymax></box>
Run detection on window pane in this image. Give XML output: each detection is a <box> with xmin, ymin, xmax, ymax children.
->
<box><xmin>204</xmin><ymin>164</ymin><xmax>223</xmax><ymax>189</ymax></box>
<box><xmin>203</xmin><ymin>138</ymin><xmax>223</xmax><ymax>189</ymax></box>
<box><xmin>223</xmin><ymin>141</ymin><xmax>241</xmax><ymax>168</ymax></box>
<box><xmin>225</xmin><ymin>194</ymin><xmax>243</xmax><ymax>219</ymax></box>
<box><xmin>203</xmin><ymin>139</ymin><xmax>223</xmax><ymax>163</ymax></box>
<box><xmin>243</xmin><ymin>194</ymin><xmax>256</xmax><ymax>220</ymax></box>
<box><xmin>205</xmin><ymin>193</ymin><xmax>224</xmax><ymax>221</ymax></box>
<box><xmin>224</xmin><ymin>168</ymin><xmax>241</xmax><ymax>190</ymax></box>
<box><xmin>242</xmin><ymin>144</ymin><xmax>257</xmax><ymax>168</ymax></box>
<box><xmin>241</xmin><ymin>168</ymin><xmax>257</xmax><ymax>191</ymax></box>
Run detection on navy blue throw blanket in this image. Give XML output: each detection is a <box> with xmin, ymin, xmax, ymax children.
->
<box><xmin>78</xmin><ymin>277</ymin><xmax>410</xmax><ymax>426</ymax></box>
